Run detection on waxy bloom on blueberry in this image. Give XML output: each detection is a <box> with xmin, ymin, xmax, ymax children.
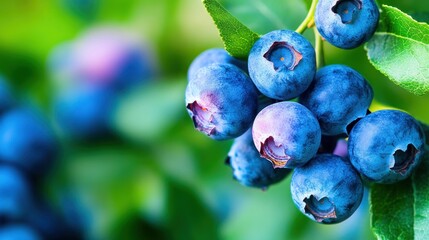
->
<box><xmin>248</xmin><ymin>30</ymin><xmax>316</xmax><ymax>100</ymax></box>
<box><xmin>226</xmin><ymin>129</ymin><xmax>291</xmax><ymax>189</ymax></box>
<box><xmin>188</xmin><ymin>48</ymin><xmax>247</xmax><ymax>81</ymax></box>
<box><xmin>299</xmin><ymin>64</ymin><xmax>373</xmax><ymax>136</ymax></box>
<box><xmin>186</xmin><ymin>63</ymin><xmax>258</xmax><ymax>140</ymax></box>
<box><xmin>252</xmin><ymin>102</ymin><xmax>321</xmax><ymax>168</ymax></box>
<box><xmin>291</xmin><ymin>154</ymin><xmax>364</xmax><ymax>224</ymax></box>
<box><xmin>348</xmin><ymin>110</ymin><xmax>425</xmax><ymax>183</ymax></box>
<box><xmin>315</xmin><ymin>0</ymin><xmax>379</xmax><ymax>49</ymax></box>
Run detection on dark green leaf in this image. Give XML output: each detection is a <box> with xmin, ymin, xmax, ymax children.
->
<box><xmin>370</xmin><ymin>178</ymin><xmax>414</xmax><ymax>240</ymax></box>
<box><xmin>365</xmin><ymin>5</ymin><xmax>429</xmax><ymax>95</ymax></box>
<box><xmin>202</xmin><ymin>0</ymin><xmax>260</xmax><ymax>59</ymax></box>
<box><xmin>371</xmin><ymin>123</ymin><xmax>429</xmax><ymax>239</ymax></box>
<box><xmin>165</xmin><ymin>180</ymin><xmax>220</xmax><ymax>240</ymax></box>
<box><xmin>412</xmin><ymin>153</ymin><xmax>429</xmax><ymax>239</ymax></box>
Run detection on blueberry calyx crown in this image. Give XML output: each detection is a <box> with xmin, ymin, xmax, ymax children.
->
<box><xmin>263</xmin><ymin>41</ymin><xmax>303</xmax><ymax>72</ymax></box>
<box><xmin>259</xmin><ymin>136</ymin><xmax>291</xmax><ymax>168</ymax></box>
<box><xmin>303</xmin><ymin>195</ymin><xmax>337</xmax><ymax>223</ymax></box>
<box><xmin>187</xmin><ymin>101</ymin><xmax>216</xmax><ymax>136</ymax></box>
<box><xmin>391</xmin><ymin>144</ymin><xmax>418</xmax><ymax>175</ymax></box>
<box><xmin>331</xmin><ymin>0</ymin><xmax>362</xmax><ymax>24</ymax></box>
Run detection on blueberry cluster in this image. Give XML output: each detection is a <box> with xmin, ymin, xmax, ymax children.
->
<box><xmin>0</xmin><ymin>76</ymin><xmax>83</xmax><ymax>239</ymax></box>
<box><xmin>186</xmin><ymin>5</ymin><xmax>425</xmax><ymax>223</ymax></box>
<box><xmin>49</xmin><ymin>26</ymin><xmax>156</xmax><ymax>139</ymax></box>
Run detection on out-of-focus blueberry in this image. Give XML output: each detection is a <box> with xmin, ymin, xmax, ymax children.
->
<box><xmin>315</xmin><ymin>0</ymin><xmax>379</xmax><ymax>49</ymax></box>
<box><xmin>0</xmin><ymin>225</ymin><xmax>41</xmax><ymax>240</ymax></box>
<box><xmin>49</xmin><ymin>26</ymin><xmax>156</xmax><ymax>91</ymax></box>
<box><xmin>187</xmin><ymin>48</ymin><xmax>248</xmax><ymax>81</ymax></box>
<box><xmin>0</xmin><ymin>108</ymin><xmax>57</xmax><ymax>175</ymax></box>
<box><xmin>299</xmin><ymin>64</ymin><xmax>373</xmax><ymax>136</ymax></box>
<box><xmin>248</xmin><ymin>29</ymin><xmax>316</xmax><ymax>100</ymax></box>
<box><xmin>0</xmin><ymin>165</ymin><xmax>33</xmax><ymax>221</ymax></box>
<box><xmin>54</xmin><ymin>85</ymin><xmax>116</xmax><ymax>139</ymax></box>
<box><xmin>25</xmin><ymin>201</ymin><xmax>84</xmax><ymax>240</ymax></box>
<box><xmin>252</xmin><ymin>101</ymin><xmax>321</xmax><ymax>168</ymax></box>
<box><xmin>291</xmin><ymin>154</ymin><xmax>363</xmax><ymax>224</ymax></box>
<box><xmin>348</xmin><ymin>110</ymin><xmax>425</xmax><ymax>183</ymax></box>
<box><xmin>227</xmin><ymin>129</ymin><xmax>291</xmax><ymax>189</ymax></box>
<box><xmin>186</xmin><ymin>63</ymin><xmax>258</xmax><ymax>140</ymax></box>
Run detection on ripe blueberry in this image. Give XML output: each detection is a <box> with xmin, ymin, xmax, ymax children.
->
<box><xmin>187</xmin><ymin>48</ymin><xmax>247</xmax><ymax>81</ymax></box>
<box><xmin>291</xmin><ymin>154</ymin><xmax>364</xmax><ymax>224</ymax></box>
<box><xmin>226</xmin><ymin>129</ymin><xmax>291</xmax><ymax>189</ymax></box>
<box><xmin>0</xmin><ymin>108</ymin><xmax>57</xmax><ymax>175</ymax></box>
<box><xmin>348</xmin><ymin>110</ymin><xmax>425</xmax><ymax>183</ymax></box>
<box><xmin>248</xmin><ymin>29</ymin><xmax>316</xmax><ymax>100</ymax></box>
<box><xmin>299</xmin><ymin>64</ymin><xmax>373</xmax><ymax>136</ymax></box>
<box><xmin>252</xmin><ymin>101</ymin><xmax>321</xmax><ymax>168</ymax></box>
<box><xmin>315</xmin><ymin>0</ymin><xmax>379</xmax><ymax>49</ymax></box>
<box><xmin>54</xmin><ymin>85</ymin><xmax>116</xmax><ymax>139</ymax></box>
<box><xmin>185</xmin><ymin>63</ymin><xmax>258</xmax><ymax>140</ymax></box>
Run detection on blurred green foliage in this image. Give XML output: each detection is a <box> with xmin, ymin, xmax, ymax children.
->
<box><xmin>0</xmin><ymin>0</ymin><xmax>428</xmax><ymax>240</ymax></box>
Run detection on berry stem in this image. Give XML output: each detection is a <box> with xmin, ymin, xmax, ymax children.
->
<box><xmin>314</xmin><ymin>27</ymin><xmax>325</xmax><ymax>69</ymax></box>
<box><xmin>295</xmin><ymin>0</ymin><xmax>318</xmax><ymax>34</ymax></box>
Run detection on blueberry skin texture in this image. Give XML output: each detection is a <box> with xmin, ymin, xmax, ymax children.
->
<box><xmin>0</xmin><ymin>225</ymin><xmax>41</xmax><ymax>240</ymax></box>
<box><xmin>248</xmin><ymin>29</ymin><xmax>316</xmax><ymax>100</ymax></box>
<box><xmin>0</xmin><ymin>108</ymin><xmax>57</xmax><ymax>175</ymax></box>
<box><xmin>0</xmin><ymin>165</ymin><xmax>33</xmax><ymax>221</ymax></box>
<box><xmin>54</xmin><ymin>85</ymin><xmax>116</xmax><ymax>139</ymax></box>
<box><xmin>299</xmin><ymin>64</ymin><xmax>373</xmax><ymax>135</ymax></box>
<box><xmin>185</xmin><ymin>63</ymin><xmax>258</xmax><ymax>140</ymax></box>
<box><xmin>227</xmin><ymin>129</ymin><xmax>291</xmax><ymax>189</ymax></box>
<box><xmin>348</xmin><ymin>110</ymin><xmax>425</xmax><ymax>184</ymax></box>
<box><xmin>291</xmin><ymin>154</ymin><xmax>364</xmax><ymax>224</ymax></box>
<box><xmin>188</xmin><ymin>48</ymin><xmax>248</xmax><ymax>81</ymax></box>
<box><xmin>315</xmin><ymin>0</ymin><xmax>379</xmax><ymax>49</ymax></box>
<box><xmin>252</xmin><ymin>101</ymin><xmax>321</xmax><ymax>168</ymax></box>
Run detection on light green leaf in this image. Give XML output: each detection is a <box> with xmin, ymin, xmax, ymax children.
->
<box><xmin>112</xmin><ymin>80</ymin><xmax>186</xmax><ymax>142</ymax></box>
<box><xmin>365</xmin><ymin>5</ymin><xmax>429</xmax><ymax>95</ymax></box>
<box><xmin>371</xmin><ymin>123</ymin><xmax>429</xmax><ymax>240</ymax></box>
<box><xmin>218</xmin><ymin>0</ymin><xmax>307</xmax><ymax>34</ymax></box>
<box><xmin>202</xmin><ymin>0</ymin><xmax>260</xmax><ymax>59</ymax></box>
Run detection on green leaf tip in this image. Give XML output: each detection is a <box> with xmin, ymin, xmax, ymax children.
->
<box><xmin>365</xmin><ymin>5</ymin><xmax>429</xmax><ymax>95</ymax></box>
<box><xmin>202</xmin><ymin>0</ymin><xmax>260</xmax><ymax>59</ymax></box>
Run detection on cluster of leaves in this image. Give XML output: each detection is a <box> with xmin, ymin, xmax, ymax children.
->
<box><xmin>202</xmin><ymin>0</ymin><xmax>429</xmax><ymax>238</ymax></box>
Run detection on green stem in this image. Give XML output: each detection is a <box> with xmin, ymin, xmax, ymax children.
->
<box><xmin>295</xmin><ymin>0</ymin><xmax>318</xmax><ymax>34</ymax></box>
<box><xmin>314</xmin><ymin>27</ymin><xmax>325</xmax><ymax>69</ymax></box>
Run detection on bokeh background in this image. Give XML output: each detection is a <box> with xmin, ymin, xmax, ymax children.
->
<box><xmin>0</xmin><ymin>0</ymin><xmax>428</xmax><ymax>239</ymax></box>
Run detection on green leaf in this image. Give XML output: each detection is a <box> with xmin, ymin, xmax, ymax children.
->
<box><xmin>202</xmin><ymin>0</ymin><xmax>260</xmax><ymax>59</ymax></box>
<box><xmin>165</xmin><ymin>180</ymin><xmax>220</xmax><ymax>240</ymax></box>
<box><xmin>370</xmin><ymin>123</ymin><xmax>429</xmax><ymax>239</ymax></box>
<box><xmin>365</xmin><ymin>5</ymin><xmax>429</xmax><ymax>95</ymax></box>
<box><xmin>112</xmin><ymin>79</ymin><xmax>186</xmax><ymax>142</ymax></box>
<box><xmin>217</xmin><ymin>0</ymin><xmax>307</xmax><ymax>34</ymax></box>
<box><xmin>371</xmin><ymin>178</ymin><xmax>414</xmax><ymax>240</ymax></box>
<box><xmin>412</xmin><ymin>153</ymin><xmax>429</xmax><ymax>239</ymax></box>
